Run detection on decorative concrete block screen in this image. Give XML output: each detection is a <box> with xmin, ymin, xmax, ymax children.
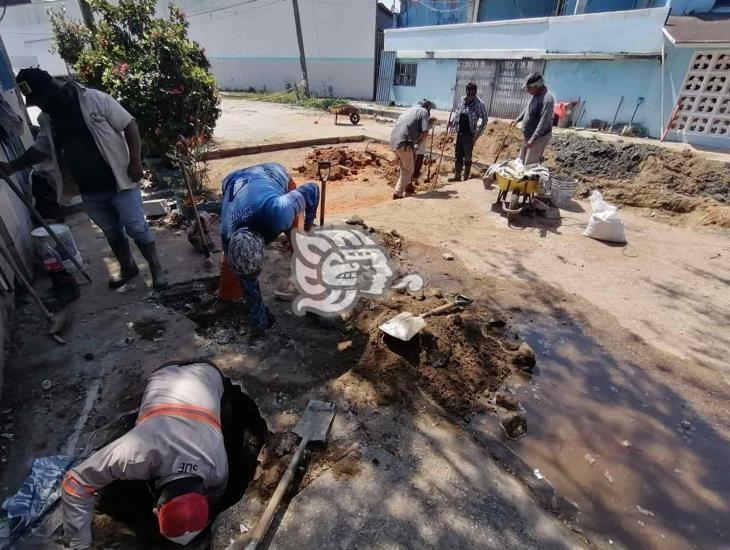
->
<box><xmin>670</xmin><ymin>51</ymin><xmax>730</xmax><ymax>138</ymax></box>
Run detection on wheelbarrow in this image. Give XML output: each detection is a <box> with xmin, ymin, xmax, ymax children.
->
<box><xmin>329</xmin><ymin>103</ymin><xmax>361</xmax><ymax>125</ymax></box>
<box><xmin>495</xmin><ymin>173</ymin><xmax>540</xmax><ymax>220</ymax></box>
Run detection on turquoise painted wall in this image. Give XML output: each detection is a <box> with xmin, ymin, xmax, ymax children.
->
<box><xmin>544</xmin><ymin>59</ymin><xmax>662</xmax><ymax>136</ymax></box>
<box><xmin>391</xmin><ymin>59</ymin><xmax>457</xmax><ymax>110</ymax></box>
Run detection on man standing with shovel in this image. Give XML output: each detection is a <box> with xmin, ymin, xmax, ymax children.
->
<box><xmin>448</xmin><ymin>82</ymin><xmax>488</xmax><ymax>182</ymax></box>
<box><xmin>512</xmin><ymin>72</ymin><xmax>555</xmax><ymax>165</ymax></box>
<box><xmin>389</xmin><ymin>99</ymin><xmax>434</xmax><ymax>199</ymax></box>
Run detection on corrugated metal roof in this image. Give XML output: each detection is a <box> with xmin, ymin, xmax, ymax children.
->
<box><xmin>664</xmin><ymin>14</ymin><xmax>730</xmax><ymax>45</ymax></box>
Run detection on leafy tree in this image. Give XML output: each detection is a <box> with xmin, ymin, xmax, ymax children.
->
<box><xmin>50</xmin><ymin>0</ymin><xmax>220</xmax><ymax>157</ymax></box>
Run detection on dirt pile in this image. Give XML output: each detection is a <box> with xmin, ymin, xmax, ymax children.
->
<box><xmin>346</xmin><ymin>292</ymin><xmax>513</xmax><ymax>418</ymax></box>
<box><xmin>550</xmin><ymin>135</ymin><xmax>664</xmax><ymax>180</ymax></box>
<box><xmin>294</xmin><ymin>146</ymin><xmax>399</xmax><ymax>183</ymax></box>
<box><xmin>433</xmin><ymin>121</ymin><xmax>524</xmax><ymax>165</ymax></box>
<box><xmin>440</xmin><ymin>119</ymin><xmax>729</xmax><ymax>226</ymax></box>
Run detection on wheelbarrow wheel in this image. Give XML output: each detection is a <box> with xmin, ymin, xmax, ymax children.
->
<box><xmin>349</xmin><ymin>112</ymin><xmax>360</xmax><ymax>125</ymax></box>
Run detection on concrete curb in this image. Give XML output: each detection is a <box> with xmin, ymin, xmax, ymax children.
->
<box><xmin>204</xmin><ymin>135</ymin><xmax>368</xmax><ymax>161</ymax></box>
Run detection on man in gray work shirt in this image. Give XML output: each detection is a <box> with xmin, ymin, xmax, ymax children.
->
<box><xmin>512</xmin><ymin>73</ymin><xmax>554</xmax><ymax>165</ymax></box>
<box><xmin>390</xmin><ymin>99</ymin><xmax>433</xmax><ymax>199</ymax></box>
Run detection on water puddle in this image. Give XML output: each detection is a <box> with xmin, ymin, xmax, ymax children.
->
<box><xmin>470</xmin><ymin>315</ymin><xmax>729</xmax><ymax>549</ymax></box>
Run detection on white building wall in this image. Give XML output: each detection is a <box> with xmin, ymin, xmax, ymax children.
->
<box><xmin>385</xmin><ymin>7</ymin><xmax>670</xmax><ymax>56</ymax></box>
<box><xmin>2</xmin><ymin>0</ymin><xmax>82</xmax><ymax>76</ymax></box>
<box><xmin>171</xmin><ymin>0</ymin><xmax>376</xmax><ymax>98</ymax></box>
<box><xmin>2</xmin><ymin>0</ymin><xmax>377</xmax><ymax>99</ymax></box>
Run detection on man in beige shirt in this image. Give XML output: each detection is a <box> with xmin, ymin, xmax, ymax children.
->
<box><xmin>389</xmin><ymin>99</ymin><xmax>433</xmax><ymax>199</ymax></box>
<box><xmin>0</xmin><ymin>68</ymin><xmax>167</xmax><ymax>289</ymax></box>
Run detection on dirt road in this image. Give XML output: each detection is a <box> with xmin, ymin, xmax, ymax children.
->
<box><xmin>340</xmin><ymin>179</ymin><xmax>730</xmax><ymax>549</ymax></box>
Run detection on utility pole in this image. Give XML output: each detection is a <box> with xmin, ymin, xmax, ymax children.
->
<box><xmin>291</xmin><ymin>0</ymin><xmax>310</xmax><ymax>97</ymax></box>
<box><xmin>78</xmin><ymin>0</ymin><xmax>95</xmax><ymax>32</ymax></box>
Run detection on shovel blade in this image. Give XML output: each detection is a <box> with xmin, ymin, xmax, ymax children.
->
<box><xmin>379</xmin><ymin>312</ymin><xmax>426</xmax><ymax>341</ymax></box>
<box><xmin>293</xmin><ymin>400</ymin><xmax>335</xmax><ymax>443</ymax></box>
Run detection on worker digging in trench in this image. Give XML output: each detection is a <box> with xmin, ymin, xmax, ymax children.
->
<box><xmin>215</xmin><ymin>162</ymin><xmax>320</xmax><ymax>338</ymax></box>
<box><xmin>389</xmin><ymin>99</ymin><xmax>434</xmax><ymax>199</ymax></box>
<box><xmin>61</xmin><ymin>360</ymin><xmax>237</xmax><ymax>549</ymax></box>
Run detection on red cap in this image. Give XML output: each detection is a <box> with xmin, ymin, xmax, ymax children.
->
<box><xmin>158</xmin><ymin>492</ymin><xmax>208</xmax><ymax>540</ymax></box>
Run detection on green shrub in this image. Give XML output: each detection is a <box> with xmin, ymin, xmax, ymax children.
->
<box><xmin>49</xmin><ymin>0</ymin><xmax>220</xmax><ymax>157</ymax></box>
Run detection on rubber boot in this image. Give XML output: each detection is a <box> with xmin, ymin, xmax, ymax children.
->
<box><xmin>137</xmin><ymin>241</ymin><xmax>169</xmax><ymax>290</ymax></box>
<box><xmin>448</xmin><ymin>162</ymin><xmax>462</xmax><ymax>182</ymax></box>
<box><xmin>108</xmin><ymin>237</ymin><xmax>140</xmax><ymax>289</ymax></box>
<box><xmin>463</xmin><ymin>164</ymin><xmax>472</xmax><ymax>181</ymax></box>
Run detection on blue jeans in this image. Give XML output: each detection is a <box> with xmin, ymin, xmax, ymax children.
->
<box><xmin>81</xmin><ymin>188</ymin><xmax>154</xmax><ymax>245</ymax></box>
<box><xmin>238</xmin><ymin>274</ymin><xmax>269</xmax><ymax>331</ymax></box>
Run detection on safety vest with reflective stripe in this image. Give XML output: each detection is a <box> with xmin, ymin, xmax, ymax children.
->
<box><xmin>136</xmin><ymin>403</ymin><xmax>222</xmax><ymax>431</ymax></box>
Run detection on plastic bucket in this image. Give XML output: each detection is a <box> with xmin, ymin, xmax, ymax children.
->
<box><xmin>31</xmin><ymin>224</ymin><xmax>83</xmax><ymax>273</ymax></box>
<box><xmin>550</xmin><ymin>175</ymin><xmax>577</xmax><ymax>208</ymax></box>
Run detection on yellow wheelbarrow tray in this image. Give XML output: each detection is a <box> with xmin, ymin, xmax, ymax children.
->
<box><xmin>495</xmin><ymin>173</ymin><xmax>540</xmax><ymax>195</ymax></box>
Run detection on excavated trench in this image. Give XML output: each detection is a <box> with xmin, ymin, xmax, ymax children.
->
<box><xmin>93</xmin><ymin>376</ymin><xmax>268</xmax><ymax>547</ymax></box>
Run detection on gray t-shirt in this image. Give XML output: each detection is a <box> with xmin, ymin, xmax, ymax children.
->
<box><xmin>390</xmin><ymin>106</ymin><xmax>430</xmax><ymax>151</ymax></box>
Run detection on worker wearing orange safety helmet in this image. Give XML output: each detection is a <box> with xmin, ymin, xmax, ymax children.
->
<box><xmin>61</xmin><ymin>361</ymin><xmax>229</xmax><ymax>548</ymax></box>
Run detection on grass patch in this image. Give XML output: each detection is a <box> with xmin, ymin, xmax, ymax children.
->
<box><xmin>222</xmin><ymin>90</ymin><xmax>345</xmax><ymax>111</ymax></box>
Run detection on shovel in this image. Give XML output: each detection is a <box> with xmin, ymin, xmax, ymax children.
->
<box><xmin>226</xmin><ymin>400</ymin><xmax>336</xmax><ymax>550</ymax></box>
<box><xmin>379</xmin><ymin>294</ymin><xmax>473</xmax><ymax>342</ymax></box>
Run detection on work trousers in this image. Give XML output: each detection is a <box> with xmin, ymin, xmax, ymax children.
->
<box><xmin>394</xmin><ymin>144</ymin><xmax>414</xmax><ymax>198</ymax></box>
<box><xmin>519</xmin><ymin>133</ymin><xmax>551</xmax><ymax>166</ymax></box>
<box><xmin>224</xmin><ymin>250</ymin><xmax>269</xmax><ymax>331</ymax></box>
<box><xmin>81</xmin><ymin>188</ymin><xmax>154</xmax><ymax>246</ymax></box>
<box><xmin>454</xmin><ymin>132</ymin><xmax>474</xmax><ymax>178</ymax></box>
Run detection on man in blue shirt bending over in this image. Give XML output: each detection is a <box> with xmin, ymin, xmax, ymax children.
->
<box><xmin>220</xmin><ymin>162</ymin><xmax>319</xmax><ymax>337</ymax></box>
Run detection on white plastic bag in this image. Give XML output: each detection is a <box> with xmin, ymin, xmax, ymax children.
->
<box><xmin>583</xmin><ymin>191</ymin><xmax>627</xmax><ymax>243</ymax></box>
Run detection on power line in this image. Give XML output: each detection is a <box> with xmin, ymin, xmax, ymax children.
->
<box><xmin>186</xmin><ymin>0</ymin><xmax>270</xmax><ymax>18</ymax></box>
<box><xmin>188</xmin><ymin>0</ymin><xmax>282</xmax><ymax>25</ymax></box>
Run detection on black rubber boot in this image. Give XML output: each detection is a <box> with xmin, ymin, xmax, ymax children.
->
<box><xmin>463</xmin><ymin>164</ymin><xmax>472</xmax><ymax>180</ymax></box>
<box><xmin>448</xmin><ymin>162</ymin><xmax>462</xmax><ymax>182</ymax></box>
<box><xmin>137</xmin><ymin>241</ymin><xmax>169</xmax><ymax>290</ymax></box>
<box><xmin>108</xmin><ymin>237</ymin><xmax>140</xmax><ymax>289</ymax></box>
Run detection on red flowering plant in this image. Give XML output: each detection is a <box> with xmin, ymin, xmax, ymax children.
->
<box><xmin>49</xmin><ymin>0</ymin><xmax>220</xmax><ymax>157</ymax></box>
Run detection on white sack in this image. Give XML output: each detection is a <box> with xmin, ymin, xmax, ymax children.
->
<box><xmin>583</xmin><ymin>191</ymin><xmax>627</xmax><ymax>243</ymax></box>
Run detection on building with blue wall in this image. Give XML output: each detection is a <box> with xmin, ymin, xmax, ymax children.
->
<box><xmin>382</xmin><ymin>0</ymin><xmax>730</xmax><ymax>149</ymax></box>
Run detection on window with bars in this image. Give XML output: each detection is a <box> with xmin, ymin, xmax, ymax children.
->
<box><xmin>393</xmin><ymin>62</ymin><xmax>417</xmax><ymax>87</ymax></box>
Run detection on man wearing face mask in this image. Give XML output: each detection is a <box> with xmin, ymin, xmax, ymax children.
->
<box><xmin>0</xmin><ymin>68</ymin><xmax>167</xmax><ymax>289</ymax></box>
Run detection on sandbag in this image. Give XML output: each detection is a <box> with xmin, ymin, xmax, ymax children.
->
<box><xmin>583</xmin><ymin>191</ymin><xmax>627</xmax><ymax>243</ymax></box>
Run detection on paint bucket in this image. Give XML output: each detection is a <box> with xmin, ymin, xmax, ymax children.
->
<box><xmin>31</xmin><ymin>224</ymin><xmax>83</xmax><ymax>273</ymax></box>
<box><xmin>550</xmin><ymin>175</ymin><xmax>577</xmax><ymax>209</ymax></box>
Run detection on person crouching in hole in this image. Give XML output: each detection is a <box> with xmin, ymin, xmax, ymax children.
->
<box><xmin>61</xmin><ymin>360</ymin><xmax>241</xmax><ymax>549</ymax></box>
<box><xmin>216</xmin><ymin>163</ymin><xmax>319</xmax><ymax>338</ymax></box>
